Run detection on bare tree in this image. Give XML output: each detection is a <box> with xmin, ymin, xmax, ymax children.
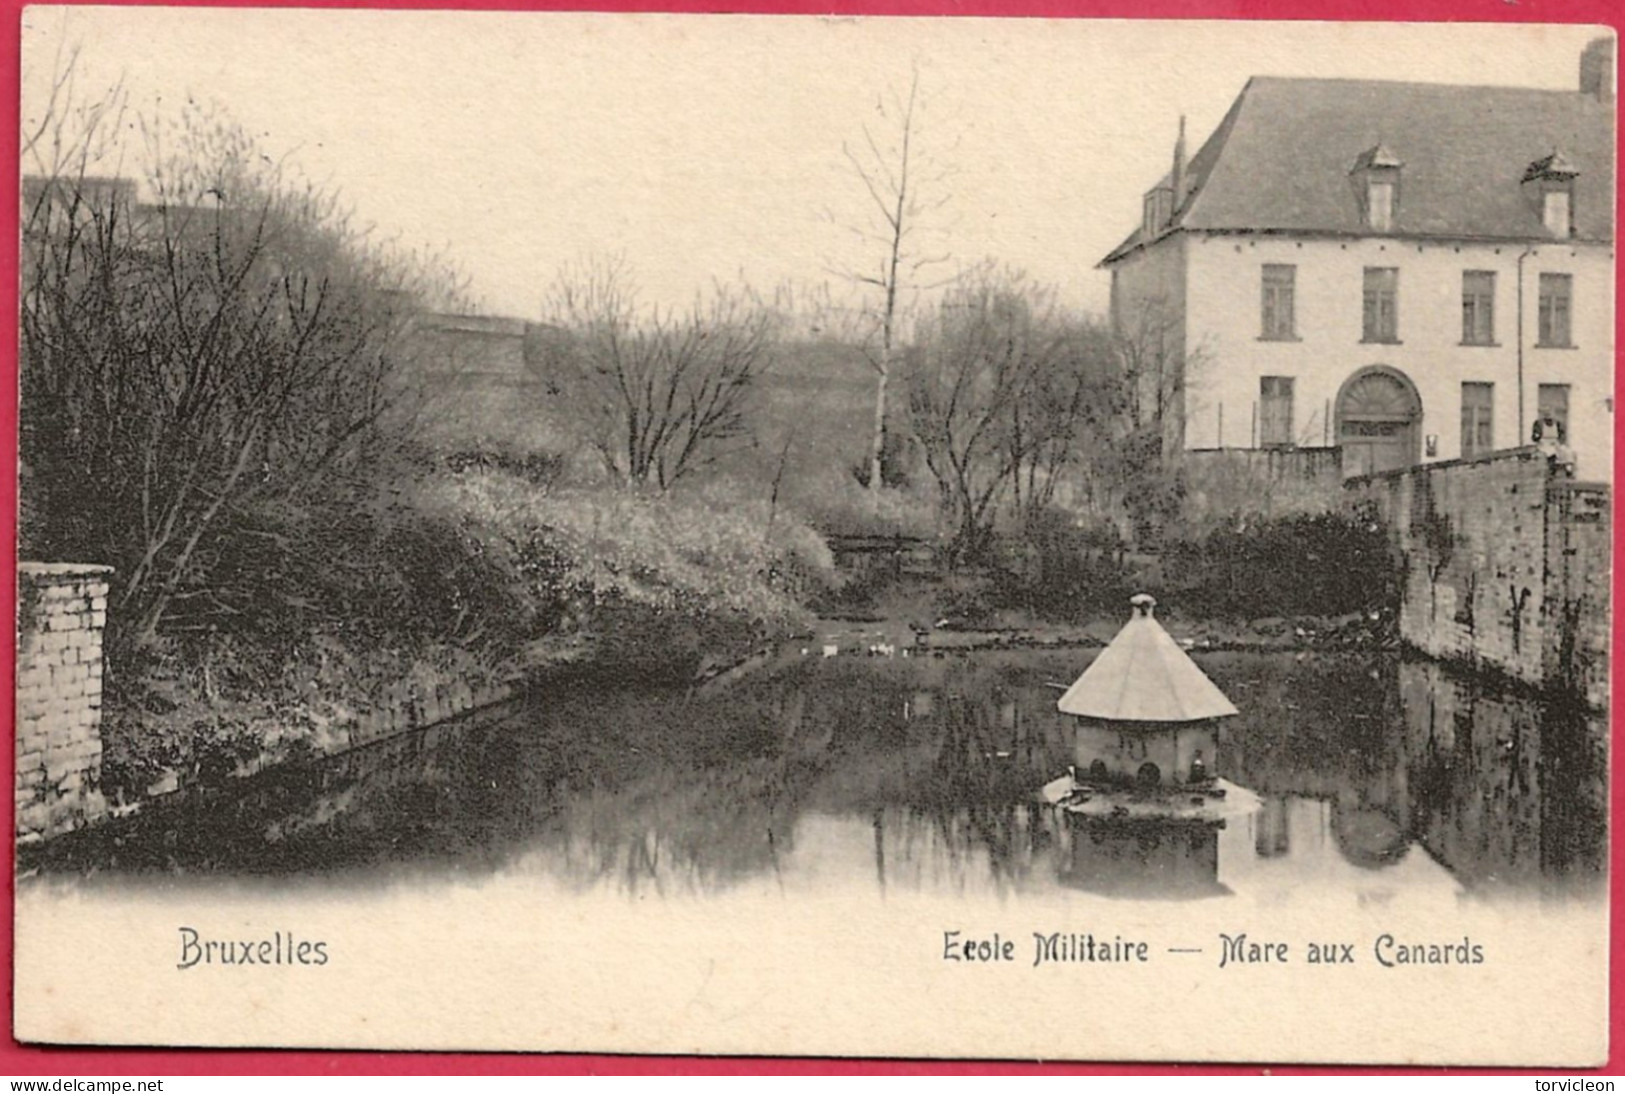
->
<box><xmin>828</xmin><ymin>70</ymin><xmax>952</xmax><ymax>494</ymax></box>
<box><xmin>1113</xmin><ymin>293</ymin><xmax>1186</xmax><ymax>438</ymax></box>
<box><xmin>1007</xmin><ymin>321</ymin><xmax>1120</xmax><ymax>529</ymax></box>
<box><xmin>21</xmin><ymin>79</ymin><xmax>459</xmax><ymax>643</ymax></box>
<box><xmin>903</xmin><ymin>272</ymin><xmax>1106</xmax><ymax>563</ymax></box>
<box><xmin>529</xmin><ymin>258</ymin><xmax>781</xmax><ymax>491</ymax></box>
<box><xmin>1109</xmin><ymin>295</ymin><xmax>1205</xmax><ymax>521</ymax></box>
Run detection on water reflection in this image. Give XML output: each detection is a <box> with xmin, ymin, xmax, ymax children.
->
<box><xmin>1057</xmin><ymin>816</ymin><xmax>1229</xmax><ymax>900</ymax></box>
<box><xmin>1393</xmin><ymin>659</ymin><xmax>1607</xmax><ymax>892</ymax></box>
<box><xmin>28</xmin><ymin>651</ymin><xmax>1606</xmax><ymax>905</ymax></box>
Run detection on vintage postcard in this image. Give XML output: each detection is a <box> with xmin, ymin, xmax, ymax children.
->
<box><xmin>13</xmin><ymin>9</ymin><xmax>1613</xmax><ymax>1064</ymax></box>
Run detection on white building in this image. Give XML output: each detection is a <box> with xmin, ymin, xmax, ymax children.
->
<box><xmin>1101</xmin><ymin>39</ymin><xmax>1616</xmax><ymax>482</ymax></box>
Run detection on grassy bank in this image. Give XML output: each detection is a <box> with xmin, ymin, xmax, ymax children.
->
<box><xmin>95</xmin><ymin>468</ymin><xmax>838</xmax><ymax>803</ymax></box>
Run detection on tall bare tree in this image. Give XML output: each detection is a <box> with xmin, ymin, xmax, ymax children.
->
<box><xmin>21</xmin><ymin>75</ymin><xmax>459</xmax><ymax>642</ymax></box>
<box><xmin>904</xmin><ymin>272</ymin><xmax>1109</xmax><ymax>563</ymax></box>
<box><xmin>1007</xmin><ymin>320</ymin><xmax>1120</xmax><ymax>529</ymax></box>
<box><xmin>529</xmin><ymin>258</ymin><xmax>781</xmax><ymax>491</ymax></box>
<box><xmin>829</xmin><ymin>70</ymin><xmax>952</xmax><ymax>494</ymax></box>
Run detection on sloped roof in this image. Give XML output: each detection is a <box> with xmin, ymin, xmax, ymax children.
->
<box><xmin>1101</xmin><ymin>88</ymin><xmax>1246</xmax><ymax>264</ymax></box>
<box><xmin>1101</xmin><ymin>76</ymin><xmax>1615</xmax><ymax>264</ymax></box>
<box><xmin>1056</xmin><ymin>596</ymin><xmax>1239</xmax><ymax>722</ymax></box>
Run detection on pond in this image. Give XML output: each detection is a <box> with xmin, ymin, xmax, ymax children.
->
<box><xmin>25</xmin><ymin>649</ymin><xmax>1606</xmax><ymax>909</ymax></box>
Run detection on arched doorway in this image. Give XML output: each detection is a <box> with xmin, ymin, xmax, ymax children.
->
<box><xmin>1336</xmin><ymin>366</ymin><xmax>1422</xmax><ymax>478</ymax></box>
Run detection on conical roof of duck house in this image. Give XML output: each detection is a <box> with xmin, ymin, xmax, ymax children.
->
<box><xmin>1057</xmin><ymin>594</ymin><xmax>1239</xmax><ymax>722</ymax></box>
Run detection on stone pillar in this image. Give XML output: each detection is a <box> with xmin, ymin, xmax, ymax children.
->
<box><xmin>15</xmin><ymin>562</ymin><xmax>113</xmax><ymax>842</ymax></box>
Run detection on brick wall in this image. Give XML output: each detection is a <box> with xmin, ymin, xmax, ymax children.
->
<box><xmin>1347</xmin><ymin>447</ymin><xmax>1610</xmax><ymax>706</ymax></box>
<box><xmin>15</xmin><ymin>563</ymin><xmax>112</xmax><ymax>842</ymax></box>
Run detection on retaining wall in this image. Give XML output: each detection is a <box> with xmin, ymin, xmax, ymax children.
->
<box><xmin>1346</xmin><ymin>447</ymin><xmax>1610</xmax><ymax>708</ymax></box>
<box><xmin>16</xmin><ymin>558</ymin><xmax>515</xmax><ymax>842</ymax></box>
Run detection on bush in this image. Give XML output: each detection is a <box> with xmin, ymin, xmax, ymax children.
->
<box><xmin>147</xmin><ymin>477</ymin><xmax>529</xmax><ymax>653</ymax></box>
<box><xmin>21</xmin><ymin>104</ymin><xmax>466</xmax><ymax>644</ymax></box>
<box><xmin>791</xmin><ymin>470</ymin><xmax>941</xmax><ymax>541</ymax></box>
<box><xmin>416</xmin><ymin>470</ymin><xmax>838</xmax><ymax>640</ymax></box>
<box><xmin>847</xmin><ymin>428</ymin><xmax>917</xmax><ymax>490</ymax></box>
<box><xmin>1160</xmin><ymin>508</ymin><xmax>1397</xmax><ymax>620</ymax></box>
<box><xmin>988</xmin><ymin>508</ymin><xmax>1132</xmax><ymax>620</ymax></box>
<box><xmin>440</xmin><ymin>443</ymin><xmax>568</xmax><ymax>487</ymax></box>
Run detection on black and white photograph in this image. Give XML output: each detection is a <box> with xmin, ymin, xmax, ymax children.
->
<box><xmin>12</xmin><ymin>9</ymin><xmax>1614</xmax><ymax>1064</ymax></box>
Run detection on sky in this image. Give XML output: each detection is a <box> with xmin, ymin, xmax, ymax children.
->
<box><xmin>20</xmin><ymin>9</ymin><xmax>1610</xmax><ymax>320</ymax></box>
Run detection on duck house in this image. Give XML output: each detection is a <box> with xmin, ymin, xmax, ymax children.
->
<box><xmin>1056</xmin><ymin>594</ymin><xmax>1239</xmax><ymax>788</ymax></box>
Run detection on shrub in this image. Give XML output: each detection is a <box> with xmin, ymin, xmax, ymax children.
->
<box><xmin>1161</xmin><ymin>508</ymin><xmax>1397</xmax><ymax>620</ymax></box>
<box><xmin>440</xmin><ymin>443</ymin><xmax>568</xmax><ymax>488</ymax></box>
<box><xmin>416</xmin><ymin>470</ymin><xmax>837</xmax><ymax>639</ymax></box>
<box><xmin>791</xmin><ymin>469</ymin><xmax>942</xmax><ymax>541</ymax></box>
<box><xmin>987</xmin><ymin>508</ymin><xmax>1132</xmax><ymax>620</ymax></box>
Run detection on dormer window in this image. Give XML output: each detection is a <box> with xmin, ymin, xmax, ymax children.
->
<box><xmin>1522</xmin><ymin>151</ymin><xmax>1579</xmax><ymax>240</ymax></box>
<box><xmin>1543</xmin><ymin>190</ymin><xmax>1571</xmax><ymax>236</ymax></box>
<box><xmin>1351</xmin><ymin>143</ymin><xmax>1403</xmax><ymax>233</ymax></box>
<box><xmin>1368</xmin><ymin>180</ymin><xmax>1395</xmax><ymax>232</ymax></box>
<box><xmin>1143</xmin><ymin>186</ymin><xmax>1174</xmax><ymax>238</ymax></box>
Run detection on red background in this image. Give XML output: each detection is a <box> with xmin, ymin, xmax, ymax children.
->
<box><xmin>0</xmin><ymin>0</ymin><xmax>1619</xmax><ymax>1077</ymax></box>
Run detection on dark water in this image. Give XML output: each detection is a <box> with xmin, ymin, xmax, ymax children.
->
<box><xmin>26</xmin><ymin>650</ymin><xmax>1608</xmax><ymax>904</ymax></box>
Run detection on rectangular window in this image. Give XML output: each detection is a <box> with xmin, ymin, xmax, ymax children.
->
<box><xmin>1460</xmin><ymin>382</ymin><xmax>1494</xmax><ymax>459</ymax></box>
<box><xmin>1537</xmin><ymin>383</ymin><xmax>1571</xmax><ymax>444</ymax></box>
<box><xmin>1259</xmin><ymin>376</ymin><xmax>1294</xmax><ymax>447</ymax></box>
<box><xmin>1461</xmin><ymin>271</ymin><xmax>1495</xmax><ymax>345</ymax></box>
<box><xmin>1368</xmin><ymin>181</ymin><xmax>1395</xmax><ymax>232</ymax></box>
<box><xmin>1538</xmin><ymin>273</ymin><xmax>1573</xmax><ymax>347</ymax></box>
<box><xmin>1261</xmin><ymin>265</ymin><xmax>1296</xmax><ymax>340</ymax></box>
<box><xmin>1362</xmin><ymin>267</ymin><xmax>1399</xmax><ymax>342</ymax></box>
<box><xmin>1543</xmin><ymin>190</ymin><xmax>1571</xmax><ymax>239</ymax></box>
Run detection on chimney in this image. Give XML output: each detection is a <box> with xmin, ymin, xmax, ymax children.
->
<box><xmin>1580</xmin><ymin>37</ymin><xmax>1615</xmax><ymax>102</ymax></box>
<box><xmin>1170</xmin><ymin>116</ymin><xmax>1188</xmax><ymax>216</ymax></box>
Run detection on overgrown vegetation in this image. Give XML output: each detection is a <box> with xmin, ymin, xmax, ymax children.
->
<box><xmin>1158</xmin><ymin>508</ymin><xmax>1398</xmax><ymax>621</ymax></box>
<box><xmin>527</xmin><ymin>257</ymin><xmax>783</xmax><ymax>491</ymax></box>
<box><xmin>21</xmin><ymin>92</ymin><xmax>462</xmax><ymax>647</ymax></box>
<box><xmin>22</xmin><ymin>56</ymin><xmax>1399</xmax><ymax>810</ymax></box>
<box><xmin>414</xmin><ymin>472</ymin><xmax>835</xmax><ymax>640</ymax></box>
<box><xmin>21</xmin><ymin>61</ymin><xmax>840</xmax><ymax>800</ymax></box>
<box><xmin>903</xmin><ymin>270</ymin><xmax>1119</xmax><ymax>565</ymax></box>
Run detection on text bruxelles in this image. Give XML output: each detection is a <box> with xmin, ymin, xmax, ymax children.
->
<box><xmin>176</xmin><ymin>927</ymin><xmax>329</xmax><ymax>969</ymax></box>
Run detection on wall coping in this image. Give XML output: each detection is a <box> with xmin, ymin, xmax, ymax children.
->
<box><xmin>18</xmin><ymin>561</ymin><xmax>114</xmax><ymax>578</ymax></box>
<box><xmin>1342</xmin><ymin>446</ymin><xmax>1547</xmax><ymax>488</ymax></box>
<box><xmin>1185</xmin><ymin>445</ymin><xmax>1340</xmax><ymax>455</ymax></box>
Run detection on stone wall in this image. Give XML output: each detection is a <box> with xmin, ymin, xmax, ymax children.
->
<box><xmin>1346</xmin><ymin>447</ymin><xmax>1610</xmax><ymax>706</ymax></box>
<box><xmin>227</xmin><ymin>675</ymin><xmax>516</xmax><ymax>782</ymax></box>
<box><xmin>17</xmin><ymin>562</ymin><xmax>518</xmax><ymax>843</ymax></box>
<box><xmin>406</xmin><ymin>311</ymin><xmax>554</xmax><ymax>454</ymax></box>
<box><xmin>1544</xmin><ymin>480</ymin><xmax>1612</xmax><ymax>710</ymax></box>
<box><xmin>15</xmin><ymin>563</ymin><xmax>112</xmax><ymax>842</ymax></box>
<box><xmin>1181</xmin><ymin>445</ymin><xmax>1344</xmax><ymax>523</ymax></box>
